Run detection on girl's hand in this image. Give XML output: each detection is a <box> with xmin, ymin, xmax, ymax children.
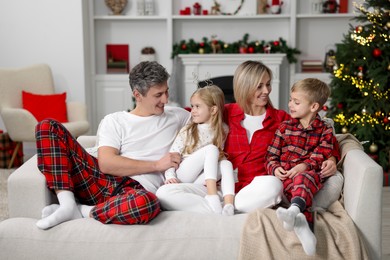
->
<box><xmin>165</xmin><ymin>178</ymin><xmax>180</xmax><ymax>184</ymax></box>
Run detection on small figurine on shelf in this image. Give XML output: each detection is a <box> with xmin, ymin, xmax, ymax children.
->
<box><xmin>193</xmin><ymin>2</ymin><xmax>202</xmax><ymax>15</ymax></box>
<box><xmin>323</xmin><ymin>48</ymin><xmax>336</xmax><ymax>72</ymax></box>
<box><xmin>105</xmin><ymin>0</ymin><xmax>128</xmax><ymax>15</ymax></box>
<box><xmin>144</xmin><ymin>0</ymin><xmax>155</xmax><ymax>15</ymax></box>
<box><xmin>257</xmin><ymin>0</ymin><xmax>268</xmax><ymax>14</ymax></box>
<box><xmin>137</xmin><ymin>0</ymin><xmax>145</xmax><ymax>15</ymax></box>
<box><xmin>211</xmin><ymin>35</ymin><xmax>222</xmax><ymax>54</ymax></box>
<box><xmin>322</xmin><ymin>0</ymin><xmax>338</xmax><ymax>13</ymax></box>
<box><xmin>269</xmin><ymin>0</ymin><xmax>283</xmax><ymax>14</ymax></box>
<box><xmin>140</xmin><ymin>47</ymin><xmax>156</xmax><ymax>62</ymax></box>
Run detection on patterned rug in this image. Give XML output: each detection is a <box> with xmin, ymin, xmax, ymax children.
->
<box><xmin>0</xmin><ymin>169</ymin><xmax>13</xmax><ymax>221</ymax></box>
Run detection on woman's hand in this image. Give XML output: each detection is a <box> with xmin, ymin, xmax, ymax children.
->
<box><xmin>320</xmin><ymin>157</ymin><xmax>337</xmax><ymax>178</ymax></box>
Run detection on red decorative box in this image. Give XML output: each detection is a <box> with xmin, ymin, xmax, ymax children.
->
<box><xmin>106</xmin><ymin>44</ymin><xmax>129</xmax><ymax>74</ymax></box>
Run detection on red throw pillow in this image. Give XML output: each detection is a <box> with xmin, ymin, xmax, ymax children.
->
<box><xmin>22</xmin><ymin>91</ymin><xmax>68</xmax><ymax>123</ymax></box>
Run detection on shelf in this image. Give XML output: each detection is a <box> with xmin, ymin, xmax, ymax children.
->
<box><xmin>172</xmin><ymin>14</ymin><xmax>291</xmax><ymax>20</ymax></box>
<box><xmin>297</xmin><ymin>13</ymin><xmax>357</xmax><ymax>18</ymax></box>
<box><xmin>94</xmin><ymin>15</ymin><xmax>167</xmax><ymax>20</ymax></box>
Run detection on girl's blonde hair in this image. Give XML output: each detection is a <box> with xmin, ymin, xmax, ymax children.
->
<box><xmin>233</xmin><ymin>60</ymin><xmax>273</xmax><ymax>113</ymax></box>
<box><xmin>184</xmin><ymin>85</ymin><xmax>226</xmax><ymax>160</ymax></box>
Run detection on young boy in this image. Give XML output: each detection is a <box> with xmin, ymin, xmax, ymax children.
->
<box><xmin>266</xmin><ymin>78</ymin><xmax>337</xmax><ymax>256</ymax></box>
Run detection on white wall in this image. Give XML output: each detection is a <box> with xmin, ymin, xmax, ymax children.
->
<box><xmin>0</xmin><ymin>0</ymin><xmax>87</xmax><ymax>131</ymax></box>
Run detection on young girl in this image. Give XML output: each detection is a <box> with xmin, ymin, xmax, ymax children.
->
<box><xmin>164</xmin><ymin>85</ymin><xmax>235</xmax><ymax>216</ymax></box>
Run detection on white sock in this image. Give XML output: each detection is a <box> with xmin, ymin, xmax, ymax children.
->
<box><xmin>36</xmin><ymin>191</ymin><xmax>82</xmax><ymax>230</ymax></box>
<box><xmin>276</xmin><ymin>205</ymin><xmax>300</xmax><ymax>231</ymax></box>
<box><xmin>78</xmin><ymin>204</ymin><xmax>94</xmax><ymax>218</ymax></box>
<box><xmin>294</xmin><ymin>213</ymin><xmax>317</xmax><ymax>256</ymax></box>
<box><xmin>205</xmin><ymin>195</ymin><xmax>222</xmax><ymax>214</ymax></box>
<box><xmin>41</xmin><ymin>204</ymin><xmax>60</xmax><ymax>218</ymax></box>
<box><xmin>222</xmin><ymin>204</ymin><xmax>235</xmax><ymax>216</ymax></box>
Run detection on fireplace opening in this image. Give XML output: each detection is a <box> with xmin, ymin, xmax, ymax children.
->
<box><xmin>198</xmin><ymin>75</ymin><xmax>235</xmax><ymax>104</ymax></box>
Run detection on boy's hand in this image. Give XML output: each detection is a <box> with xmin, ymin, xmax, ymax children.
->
<box><xmin>286</xmin><ymin>163</ymin><xmax>307</xmax><ymax>178</ymax></box>
<box><xmin>274</xmin><ymin>167</ymin><xmax>287</xmax><ymax>181</ymax></box>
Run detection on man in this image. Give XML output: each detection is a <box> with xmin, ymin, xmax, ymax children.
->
<box><xmin>35</xmin><ymin>61</ymin><xmax>190</xmax><ymax>229</ymax></box>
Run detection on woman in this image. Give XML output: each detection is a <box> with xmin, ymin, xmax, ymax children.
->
<box><xmin>156</xmin><ymin>60</ymin><xmax>338</xmax><ymax>213</ymax></box>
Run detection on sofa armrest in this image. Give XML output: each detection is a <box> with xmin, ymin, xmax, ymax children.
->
<box><xmin>7</xmin><ymin>155</ymin><xmax>56</xmax><ymax>219</ymax></box>
<box><xmin>343</xmin><ymin>149</ymin><xmax>383</xmax><ymax>260</ymax></box>
<box><xmin>77</xmin><ymin>135</ymin><xmax>97</xmax><ymax>149</ymax></box>
<box><xmin>1</xmin><ymin>108</ymin><xmax>38</xmax><ymax>142</ymax></box>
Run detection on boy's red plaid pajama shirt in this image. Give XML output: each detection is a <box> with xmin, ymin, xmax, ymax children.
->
<box><xmin>266</xmin><ymin>116</ymin><xmax>336</xmax><ymax>222</ymax></box>
<box><xmin>35</xmin><ymin>119</ymin><xmax>161</xmax><ymax>224</ymax></box>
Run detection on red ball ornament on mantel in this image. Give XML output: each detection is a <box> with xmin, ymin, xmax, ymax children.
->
<box><xmin>373</xmin><ymin>48</ymin><xmax>382</xmax><ymax>58</ymax></box>
<box><xmin>199</xmin><ymin>42</ymin><xmax>205</xmax><ymax>48</ymax></box>
<box><xmin>248</xmin><ymin>46</ymin><xmax>255</xmax><ymax>53</ymax></box>
<box><xmin>181</xmin><ymin>44</ymin><xmax>187</xmax><ymax>50</ymax></box>
<box><xmin>273</xmin><ymin>41</ymin><xmax>280</xmax><ymax>46</ymax></box>
<box><xmin>239</xmin><ymin>46</ymin><xmax>248</xmax><ymax>53</ymax></box>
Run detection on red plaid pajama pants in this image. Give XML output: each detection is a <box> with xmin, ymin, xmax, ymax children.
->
<box><xmin>35</xmin><ymin>119</ymin><xmax>161</xmax><ymax>224</ymax></box>
<box><xmin>283</xmin><ymin>170</ymin><xmax>323</xmax><ymax>223</ymax></box>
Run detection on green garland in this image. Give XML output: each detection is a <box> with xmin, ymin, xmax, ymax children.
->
<box><xmin>213</xmin><ymin>0</ymin><xmax>245</xmax><ymax>15</ymax></box>
<box><xmin>171</xmin><ymin>34</ymin><xmax>301</xmax><ymax>64</ymax></box>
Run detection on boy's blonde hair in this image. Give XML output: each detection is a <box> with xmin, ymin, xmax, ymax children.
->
<box><xmin>233</xmin><ymin>60</ymin><xmax>273</xmax><ymax>113</ymax></box>
<box><xmin>184</xmin><ymin>85</ymin><xmax>226</xmax><ymax>160</ymax></box>
<box><xmin>291</xmin><ymin>78</ymin><xmax>331</xmax><ymax>108</ymax></box>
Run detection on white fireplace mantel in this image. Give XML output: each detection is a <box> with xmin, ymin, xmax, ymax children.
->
<box><xmin>176</xmin><ymin>54</ymin><xmax>289</xmax><ymax>109</ymax></box>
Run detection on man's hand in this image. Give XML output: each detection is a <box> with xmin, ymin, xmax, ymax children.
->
<box><xmin>155</xmin><ymin>152</ymin><xmax>181</xmax><ymax>172</ymax></box>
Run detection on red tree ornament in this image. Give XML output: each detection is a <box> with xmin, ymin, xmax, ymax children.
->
<box><xmin>372</xmin><ymin>48</ymin><xmax>382</xmax><ymax>58</ymax></box>
<box><xmin>384</xmin><ymin>117</ymin><xmax>389</xmax><ymax>124</ymax></box>
<box><xmin>322</xmin><ymin>105</ymin><xmax>329</xmax><ymax>111</ymax></box>
<box><xmin>337</xmin><ymin>103</ymin><xmax>344</xmax><ymax>109</ymax></box>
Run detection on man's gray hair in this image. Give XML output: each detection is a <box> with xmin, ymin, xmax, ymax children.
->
<box><xmin>129</xmin><ymin>61</ymin><xmax>170</xmax><ymax>96</ymax></box>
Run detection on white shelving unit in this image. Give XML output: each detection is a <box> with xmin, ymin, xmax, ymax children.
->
<box><xmin>86</xmin><ymin>0</ymin><xmax>362</xmax><ymax>132</ymax></box>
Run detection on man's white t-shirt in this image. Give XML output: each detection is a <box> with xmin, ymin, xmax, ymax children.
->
<box><xmin>90</xmin><ymin>106</ymin><xmax>190</xmax><ymax>193</ymax></box>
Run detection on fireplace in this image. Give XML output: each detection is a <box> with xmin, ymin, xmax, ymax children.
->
<box><xmin>174</xmin><ymin>54</ymin><xmax>289</xmax><ymax>110</ymax></box>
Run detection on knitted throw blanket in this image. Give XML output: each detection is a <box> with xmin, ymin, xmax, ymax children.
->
<box><xmin>238</xmin><ymin>201</ymin><xmax>368</xmax><ymax>259</ymax></box>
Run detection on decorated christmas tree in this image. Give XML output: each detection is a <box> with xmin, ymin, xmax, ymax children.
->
<box><xmin>327</xmin><ymin>0</ymin><xmax>390</xmax><ymax>173</ymax></box>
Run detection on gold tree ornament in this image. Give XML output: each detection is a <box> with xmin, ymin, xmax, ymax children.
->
<box><xmin>105</xmin><ymin>0</ymin><xmax>128</xmax><ymax>15</ymax></box>
<box><xmin>369</xmin><ymin>143</ymin><xmax>379</xmax><ymax>153</ymax></box>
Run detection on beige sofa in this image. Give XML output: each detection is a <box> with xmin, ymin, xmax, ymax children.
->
<box><xmin>0</xmin><ymin>137</ymin><xmax>383</xmax><ymax>260</ymax></box>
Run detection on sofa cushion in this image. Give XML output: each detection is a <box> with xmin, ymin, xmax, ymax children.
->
<box><xmin>0</xmin><ymin>212</ymin><xmax>247</xmax><ymax>260</ymax></box>
<box><xmin>22</xmin><ymin>91</ymin><xmax>68</xmax><ymax>122</ymax></box>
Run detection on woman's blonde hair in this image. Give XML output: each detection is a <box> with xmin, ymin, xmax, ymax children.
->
<box><xmin>184</xmin><ymin>85</ymin><xmax>226</xmax><ymax>160</ymax></box>
<box><xmin>233</xmin><ymin>60</ymin><xmax>273</xmax><ymax>113</ymax></box>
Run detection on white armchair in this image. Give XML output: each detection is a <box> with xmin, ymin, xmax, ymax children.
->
<box><xmin>0</xmin><ymin>64</ymin><xmax>90</xmax><ymax>167</ymax></box>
